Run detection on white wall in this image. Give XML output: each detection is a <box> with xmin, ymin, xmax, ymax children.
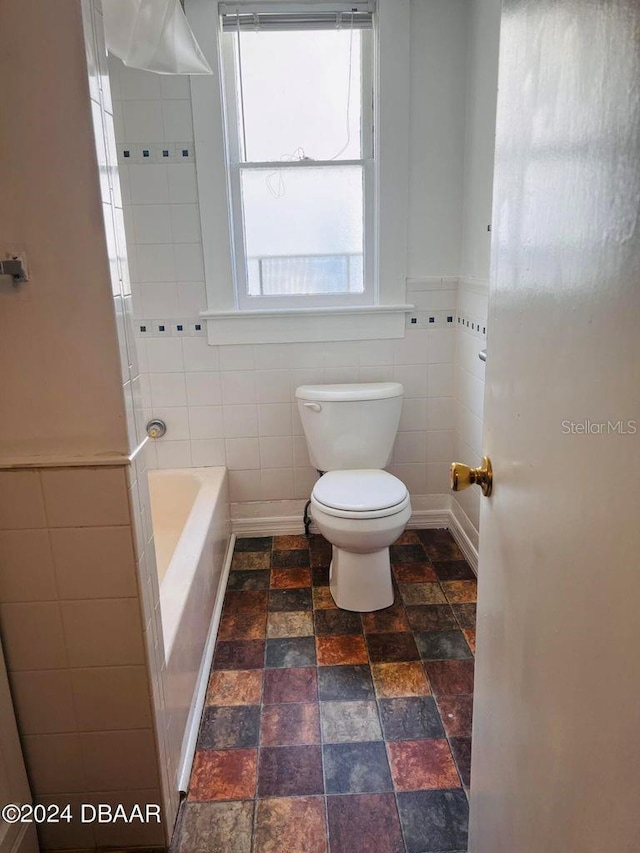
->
<box><xmin>460</xmin><ymin>0</ymin><xmax>501</xmax><ymax>283</ymax></box>
<box><xmin>108</xmin><ymin>0</ymin><xmax>469</xmax><ymax>522</ymax></box>
<box><xmin>0</xmin><ymin>0</ymin><xmax>128</xmax><ymax>462</ymax></box>
<box><xmin>408</xmin><ymin>0</ymin><xmax>468</xmax><ymax>278</ymax></box>
<box><xmin>453</xmin><ymin>0</ymin><xmax>501</xmax><ymax>547</ymax></box>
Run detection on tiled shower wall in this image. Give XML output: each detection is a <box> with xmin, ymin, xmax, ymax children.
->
<box><xmin>108</xmin><ymin>52</ymin><xmax>462</xmax><ymax>520</ymax></box>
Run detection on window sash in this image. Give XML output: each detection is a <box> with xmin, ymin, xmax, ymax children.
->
<box><xmin>221</xmin><ymin>24</ymin><xmax>375</xmax><ymax>310</ymax></box>
<box><xmin>219</xmin><ymin>1</ymin><xmax>375</xmax><ymax>32</ymax></box>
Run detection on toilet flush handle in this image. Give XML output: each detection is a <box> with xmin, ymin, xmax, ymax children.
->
<box><xmin>303</xmin><ymin>402</ymin><xmax>322</xmax><ymax>412</ymax></box>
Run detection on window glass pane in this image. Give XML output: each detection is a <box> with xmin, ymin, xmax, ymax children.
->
<box><xmin>241</xmin><ymin>166</ymin><xmax>364</xmax><ymax>296</ymax></box>
<box><xmin>236</xmin><ymin>29</ymin><xmax>362</xmax><ymax>162</ymax></box>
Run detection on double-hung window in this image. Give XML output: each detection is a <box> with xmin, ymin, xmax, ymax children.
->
<box><xmin>219</xmin><ymin>2</ymin><xmax>375</xmax><ymax>310</ymax></box>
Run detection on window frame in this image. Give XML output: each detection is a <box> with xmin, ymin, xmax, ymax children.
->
<box><xmin>220</xmin><ymin>24</ymin><xmax>375</xmax><ymax>311</ymax></box>
<box><xmin>186</xmin><ymin>0</ymin><xmax>413</xmax><ymax>344</ymax></box>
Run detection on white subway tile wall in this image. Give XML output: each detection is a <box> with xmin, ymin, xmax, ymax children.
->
<box><xmin>109</xmin><ymin>56</ymin><xmax>459</xmax><ymax>518</ymax></box>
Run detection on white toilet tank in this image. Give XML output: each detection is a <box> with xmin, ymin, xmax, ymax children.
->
<box><xmin>295</xmin><ymin>382</ymin><xmax>404</xmax><ymax>471</ymax></box>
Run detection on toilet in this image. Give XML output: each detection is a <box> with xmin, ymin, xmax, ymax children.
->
<box><xmin>296</xmin><ymin>382</ymin><xmax>411</xmax><ymax>612</ymax></box>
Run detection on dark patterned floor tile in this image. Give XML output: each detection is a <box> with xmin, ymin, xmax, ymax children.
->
<box><xmin>389</xmin><ymin>543</ymin><xmax>427</xmax><ymax>564</ymax></box>
<box><xmin>425</xmin><ymin>660</ymin><xmax>475</xmax><ymax>696</ymax></box>
<box><xmin>317</xmin><ymin>634</ymin><xmax>368</xmax><ymax>665</ymax></box>
<box><xmin>393</xmin><ymin>563</ymin><xmax>438</xmax><ymax>583</ymax></box>
<box><xmin>313</xmin><ymin>586</ymin><xmax>337</xmax><ymax>609</ymax></box>
<box><xmin>258</xmin><ymin>745</ymin><xmax>324</xmax><ymax>796</ymax></box>
<box><xmin>217</xmin><ymin>612</ymin><xmax>267</xmax><ymax>641</ymax></box>
<box><xmin>317</xmin><ymin>665</ymin><xmax>374</xmax><ymax>701</ymax></box>
<box><xmin>265</xmin><ymin>636</ymin><xmax>317</xmax><ymax>668</ymax></box>
<box><xmin>415</xmin><ymin>630</ymin><xmax>474</xmax><ymax>661</ymax></box>
<box><xmin>394</xmin><ymin>530</ymin><xmax>423</xmax><ymax>545</ymax></box>
<box><xmin>361</xmin><ymin>603</ymin><xmax>409</xmax><ymax>634</ymax></box>
<box><xmin>320</xmin><ymin>700</ymin><xmax>382</xmax><ymax>743</ymax></box>
<box><xmin>441</xmin><ymin>580</ymin><xmax>478</xmax><ymax>604</ymax></box>
<box><xmin>260</xmin><ymin>703</ymin><xmax>321</xmax><ymax>746</ymax></box>
<box><xmin>271</xmin><ymin>568</ymin><xmax>312</xmax><ymax>589</ymax></box>
<box><xmin>436</xmin><ymin>695</ymin><xmax>473</xmax><ymax>738</ymax></box>
<box><xmin>463</xmin><ymin>628</ymin><xmax>476</xmax><ymax>653</ymax></box>
<box><xmin>266</xmin><ymin>611</ymin><xmax>314</xmax><ymax>638</ymax></box>
<box><xmin>234</xmin><ymin>536</ymin><xmax>272</xmax><ymax>553</ymax></box>
<box><xmin>312</xmin><ymin>566</ymin><xmax>331</xmax><ymax>586</ymax></box>
<box><xmin>366</xmin><ymin>631</ymin><xmax>420</xmax><ymax>663</ymax></box>
<box><xmin>212</xmin><ymin>640</ymin><xmax>265</xmax><ymax>670</ymax></box>
<box><xmin>176</xmin><ymin>801</ymin><xmax>254</xmax><ymax>853</ymax></box>
<box><xmin>324</xmin><ymin>742</ymin><xmax>393</xmax><ymax>794</ymax></box>
<box><xmin>227</xmin><ymin>569</ymin><xmax>270</xmax><ymax>591</ymax></box>
<box><xmin>406</xmin><ymin>605</ymin><xmax>458</xmax><ymax>633</ymax></box>
<box><xmin>451</xmin><ymin>603</ymin><xmax>477</xmax><ymax>629</ymax></box>
<box><xmin>450</xmin><ymin>737</ymin><xmax>472</xmax><ymax>787</ymax></box>
<box><xmin>272</xmin><ymin>548</ymin><xmax>310</xmax><ymax>568</ymax></box>
<box><xmin>326</xmin><ymin>793</ymin><xmax>403</xmax><ymax>853</ymax></box>
<box><xmin>309</xmin><ymin>535</ymin><xmax>332</xmax><ymax>567</ymax></box>
<box><xmin>263</xmin><ymin>667</ymin><xmax>318</xmax><ymax>704</ymax></box>
<box><xmin>378</xmin><ymin>696</ymin><xmax>444</xmax><ymax>741</ymax></box>
<box><xmin>397</xmin><ymin>790</ymin><xmax>469</xmax><ymax>853</ymax></box>
<box><xmin>273</xmin><ymin>534</ymin><xmax>310</xmax><ymax>551</ymax></box>
<box><xmin>431</xmin><ymin>560</ymin><xmax>477</xmax><ymax>581</ymax></box>
<box><xmin>231</xmin><ymin>551</ymin><xmax>271</xmax><ymax>570</ymax></box>
<box><xmin>254</xmin><ymin>796</ymin><xmax>327</xmax><ymax>853</ymax></box>
<box><xmin>387</xmin><ymin>739</ymin><xmax>460</xmax><ymax>791</ymax></box>
<box><xmin>314</xmin><ymin>608</ymin><xmax>362</xmax><ymax>636</ymax></box>
<box><xmin>371</xmin><ymin>662</ymin><xmax>431</xmax><ymax>699</ymax></box>
<box><xmin>206</xmin><ymin>669</ymin><xmax>263</xmax><ymax>707</ymax></box>
<box><xmin>188</xmin><ymin>749</ymin><xmax>257</xmax><ymax>801</ymax></box>
<box><xmin>417</xmin><ymin>529</ymin><xmax>465</xmax><ymax>562</ymax></box>
<box><xmin>268</xmin><ymin>588</ymin><xmax>312</xmax><ymax>612</ymax></box>
<box><xmin>399</xmin><ymin>582</ymin><xmax>448</xmax><ymax>606</ymax></box>
<box><xmin>222</xmin><ymin>589</ymin><xmax>268</xmax><ymax>615</ymax></box>
<box><xmin>196</xmin><ymin>705</ymin><xmax>260</xmax><ymax>750</ymax></box>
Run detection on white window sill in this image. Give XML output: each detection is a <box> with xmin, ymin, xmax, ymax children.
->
<box><xmin>200</xmin><ymin>304</ymin><xmax>415</xmax><ymax>345</ymax></box>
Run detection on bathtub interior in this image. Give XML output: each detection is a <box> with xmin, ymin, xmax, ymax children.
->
<box><xmin>148</xmin><ymin>471</ymin><xmax>201</xmax><ymax>584</ymax></box>
<box><xmin>147</xmin><ymin>467</ymin><xmax>229</xmax><ymax>656</ymax></box>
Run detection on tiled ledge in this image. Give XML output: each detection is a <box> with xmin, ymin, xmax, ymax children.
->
<box><xmin>0</xmin><ymin>437</ymin><xmax>148</xmax><ymax>470</ymax></box>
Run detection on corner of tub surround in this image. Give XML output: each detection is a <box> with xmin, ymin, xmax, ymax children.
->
<box><xmin>0</xmin><ymin>437</ymin><xmax>149</xmax><ymax>470</ymax></box>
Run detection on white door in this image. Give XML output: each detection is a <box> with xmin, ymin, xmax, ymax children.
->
<box><xmin>0</xmin><ymin>640</ymin><xmax>37</xmax><ymax>853</ymax></box>
<box><xmin>469</xmin><ymin>1</ymin><xmax>640</xmax><ymax>851</ymax></box>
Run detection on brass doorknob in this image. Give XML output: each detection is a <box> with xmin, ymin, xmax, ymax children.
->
<box><xmin>450</xmin><ymin>456</ymin><xmax>493</xmax><ymax>497</ymax></box>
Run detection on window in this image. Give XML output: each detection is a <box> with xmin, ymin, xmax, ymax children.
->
<box><xmin>188</xmin><ymin>0</ymin><xmax>412</xmax><ymax>343</ymax></box>
<box><xmin>219</xmin><ymin>3</ymin><xmax>374</xmax><ymax>309</ymax></box>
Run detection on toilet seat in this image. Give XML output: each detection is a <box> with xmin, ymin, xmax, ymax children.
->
<box><xmin>312</xmin><ymin>470</ymin><xmax>409</xmax><ymax>520</ymax></box>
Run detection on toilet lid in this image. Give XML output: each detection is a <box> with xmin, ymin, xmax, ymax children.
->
<box><xmin>312</xmin><ymin>470</ymin><xmax>408</xmax><ymax>513</ymax></box>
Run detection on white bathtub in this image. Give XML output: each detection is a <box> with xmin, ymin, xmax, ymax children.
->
<box><xmin>147</xmin><ymin>467</ymin><xmax>231</xmax><ymax>790</ymax></box>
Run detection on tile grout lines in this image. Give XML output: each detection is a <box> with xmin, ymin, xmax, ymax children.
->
<box><xmin>182</xmin><ymin>529</ymin><xmax>475</xmax><ymax>853</ymax></box>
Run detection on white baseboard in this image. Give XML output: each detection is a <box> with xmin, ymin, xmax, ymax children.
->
<box><xmin>230</xmin><ymin>494</ymin><xmax>479</xmax><ymax>570</ymax></box>
<box><xmin>178</xmin><ymin>533</ymin><xmax>236</xmax><ymax>793</ymax></box>
<box><xmin>449</xmin><ymin>498</ymin><xmax>479</xmax><ymax>573</ymax></box>
<box><xmin>232</xmin><ymin>515</ymin><xmax>309</xmax><ymax>536</ymax></box>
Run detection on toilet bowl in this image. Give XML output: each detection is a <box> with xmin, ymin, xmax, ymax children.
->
<box><xmin>311</xmin><ymin>469</ymin><xmax>412</xmax><ymax>612</ymax></box>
